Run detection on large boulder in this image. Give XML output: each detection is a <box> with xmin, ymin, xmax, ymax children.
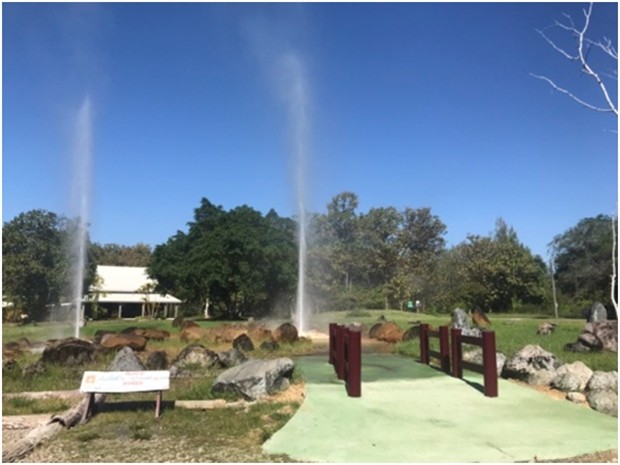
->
<box><xmin>503</xmin><ymin>345</ymin><xmax>563</xmax><ymax>383</ymax></box>
<box><xmin>565</xmin><ymin>321</ymin><xmax>618</xmax><ymax>353</ymax></box>
<box><xmin>472</xmin><ymin>307</ymin><xmax>491</xmax><ymax>327</ymax></box>
<box><xmin>450</xmin><ymin>308</ymin><xmax>481</xmax><ymax>337</ymax></box>
<box><xmin>586</xmin><ymin>390</ymin><xmax>618</xmax><ymax>417</ymax></box>
<box><xmin>462</xmin><ymin>347</ymin><xmax>506</xmax><ymax>377</ymax></box>
<box><xmin>100</xmin><ymin>333</ymin><xmax>147</xmax><ymax>352</ymax></box>
<box><xmin>211</xmin><ymin>358</ymin><xmax>294</xmax><ymax>401</ymax></box>
<box><xmin>41</xmin><ymin>338</ymin><xmax>97</xmax><ymax>365</ymax></box>
<box><xmin>273</xmin><ymin>323</ymin><xmax>299</xmax><ymax>344</ymax></box>
<box><xmin>368</xmin><ymin>323</ymin><xmax>384</xmax><ymax>339</ymax></box>
<box><xmin>401</xmin><ymin>325</ymin><xmax>420</xmax><ymax>341</ymax></box>
<box><xmin>107</xmin><ymin>347</ymin><xmax>146</xmax><ymax>371</ymax></box>
<box><xmin>217</xmin><ymin>347</ymin><xmax>248</xmax><ymax>368</ymax></box>
<box><xmin>551</xmin><ymin>361</ymin><xmax>593</xmax><ymax>392</ymax></box>
<box><xmin>587</xmin><ymin>371</ymin><xmax>618</xmax><ymax>392</ymax></box>
<box><xmin>374</xmin><ymin>322</ymin><xmax>403</xmax><ymax>343</ymax></box>
<box><xmin>169</xmin><ymin>344</ymin><xmax>219</xmax><ymax>378</ymax></box>
<box><xmin>587</xmin><ymin>302</ymin><xmax>608</xmax><ymax>323</ymax></box>
<box><xmin>537</xmin><ymin>322</ymin><xmax>556</xmax><ymax>335</ymax></box>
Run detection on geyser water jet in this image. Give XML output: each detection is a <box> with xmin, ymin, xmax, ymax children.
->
<box><xmin>281</xmin><ymin>52</ymin><xmax>310</xmax><ymax>334</ymax></box>
<box><xmin>68</xmin><ymin>95</ymin><xmax>93</xmax><ymax>338</ymax></box>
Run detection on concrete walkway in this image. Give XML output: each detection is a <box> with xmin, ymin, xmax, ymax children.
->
<box><xmin>263</xmin><ymin>354</ymin><xmax>618</xmax><ymax>463</ymax></box>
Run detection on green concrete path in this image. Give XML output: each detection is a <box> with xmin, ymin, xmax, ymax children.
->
<box><xmin>263</xmin><ymin>354</ymin><xmax>617</xmax><ymax>462</ymax></box>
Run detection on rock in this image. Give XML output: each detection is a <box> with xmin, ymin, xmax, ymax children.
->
<box><xmin>107</xmin><ymin>347</ymin><xmax>146</xmax><ymax>371</ymax></box>
<box><xmin>233</xmin><ymin>334</ymin><xmax>255</xmax><ymax>352</ymax></box>
<box><xmin>587</xmin><ymin>371</ymin><xmax>618</xmax><ymax>392</ymax></box>
<box><xmin>537</xmin><ymin>322</ymin><xmax>556</xmax><ymax>335</ymax></box>
<box><xmin>461</xmin><ymin>327</ymin><xmax>483</xmax><ymax>338</ymax></box>
<box><xmin>259</xmin><ymin>339</ymin><xmax>280</xmax><ymax>351</ymax></box>
<box><xmin>462</xmin><ymin>347</ymin><xmax>506</xmax><ymax>377</ymax></box>
<box><xmin>169</xmin><ymin>344</ymin><xmax>219</xmax><ymax>378</ymax></box>
<box><xmin>248</xmin><ymin>326</ymin><xmax>273</xmax><ymax>343</ymax></box>
<box><xmin>374</xmin><ymin>322</ymin><xmax>404</xmax><ymax>343</ymax></box>
<box><xmin>503</xmin><ymin>345</ymin><xmax>563</xmax><ymax>382</ymax></box>
<box><xmin>41</xmin><ymin>338</ymin><xmax>97</xmax><ymax>365</ymax></box>
<box><xmin>211</xmin><ymin>358</ymin><xmax>294</xmax><ymax>401</ymax></box>
<box><xmin>566</xmin><ymin>392</ymin><xmax>587</xmax><ymax>403</ymax></box>
<box><xmin>401</xmin><ymin>325</ymin><xmax>420</xmax><ymax>341</ymax></box>
<box><xmin>551</xmin><ymin>361</ymin><xmax>593</xmax><ymax>392</ymax></box>
<box><xmin>100</xmin><ymin>333</ymin><xmax>147</xmax><ymax>352</ymax></box>
<box><xmin>567</xmin><ymin>320</ymin><xmax>618</xmax><ymax>353</ymax></box>
<box><xmin>472</xmin><ymin>307</ymin><xmax>491</xmax><ymax>327</ymax></box>
<box><xmin>528</xmin><ymin>369</ymin><xmax>557</xmax><ymax>386</ymax></box>
<box><xmin>181</xmin><ymin>320</ymin><xmax>200</xmax><ymax>330</ymax></box>
<box><xmin>3</xmin><ymin>358</ymin><xmax>20</xmax><ymax>374</ymax></box>
<box><xmin>146</xmin><ymin>351</ymin><xmax>169</xmax><ymax>370</ymax></box>
<box><xmin>587</xmin><ymin>389</ymin><xmax>618</xmax><ymax>417</ymax></box>
<box><xmin>588</xmin><ymin>302</ymin><xmax>608</xmax><ymax>323</ymax></box>
<box><xmin>368</xmin><ymin>323</ymin><xmax>384</xmax><ymax>339</ymax></box>
<box><xmin>378</xmin><ymin>315</ymin><xmax>387</xmax><ymax>322</ymax></box>
<box><xmin>180</xmin><ymin>326</ymin><xmax>208</xmax><ymax>342</ymax></box>
<box><xmin>217</xmin><ymin>347</ymin><xmax>248</xmax><ymax>368</ymax></box>
<box><xmin>93</xmin><ymin>330</ymin><xmax>117</xmax><ymax>345</ymax></box>
<box><xmin>451</xmin><ymin>308</ymin><xmax>469</xmax><ymax>330</ymax></box>
<box><xmin>172</xmin><ymin>315</ymin><xmax>184</xmax><ymax>328</ymax></box>
<box><xmin>140</xmin><ymin>329</ymin><xmax>171</xmax><ymax>341</ymax></box>
<box><xmin>273</xmin><ymin>323</ymin><xmax>299</xmax><ymax>344</ymax></box>
<box><xmin>22</xmin><ymin>360</ymin><xmax>45</xmax><ymax>378</ymax></box>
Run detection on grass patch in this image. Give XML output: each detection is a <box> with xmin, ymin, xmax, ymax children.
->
<box><xmin>3</xmin><ymin>395</ymin><xmax>72</xmax><ymax>415</ymax></box>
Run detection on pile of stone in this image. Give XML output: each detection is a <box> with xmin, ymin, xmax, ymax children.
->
<box><xmin>565</xmin><ymin>302</ymin><xmax>618</xmax><ymax>353</ymax></box>
<box><xmin>502</xmin><ymin>344</ymin><xmax>617</xmax><ymax>417</ymax></box>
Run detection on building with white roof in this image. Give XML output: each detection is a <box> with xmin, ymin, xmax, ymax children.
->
<box><xmin>86</xmin><ymin>265</ymin><xmax>181</xmax><ymax>319</ymax></box>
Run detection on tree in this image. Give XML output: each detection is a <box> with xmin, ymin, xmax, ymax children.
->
<box><xmin>2</xmin><ymin>209</ymin><xmax>95</xmax><ymax>321</ymax></box>
<box><xmin>532</xmin><ymin>2</ymin><xmax>617</xmax><ymax>116</ymax></box>
<box><xmin>90</xmin><ymin>242</ymin><xmax>152</xmax><ymax>267</ymax></box>
<box><xmin>453</xmin><ymin>219</ymin><xmax>547</xmax><ymax>312</ymax></box>
<box><xmin>550</xmin><ymin>215</ymin><xmax>618</xmax><ymax>311</ymax></box>
<box><xmin>149</xmin><ymin>198</ymin><xmax>297</xmax><ymax>319</ymax></box>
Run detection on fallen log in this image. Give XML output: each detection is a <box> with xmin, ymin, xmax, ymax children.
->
<box><xmin>2</xmin><ymin>393</ymin><xmax>105</xmax><ymax>463</ymax></box>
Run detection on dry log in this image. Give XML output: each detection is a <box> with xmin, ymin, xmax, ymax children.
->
<box><xmin>2</xmin><ymin>393</ymin><xmax>105</xmax><ymax>463</ymax></box>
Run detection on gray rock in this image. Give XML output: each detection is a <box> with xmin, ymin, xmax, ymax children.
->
<box><xmin>217</xmin><ymin>347</ymin><xmax>248</xmax><ymax>368</ymax></box>
<box><xmin>462</xmin><ymin>347</ymin><xmax>506</xmax><ymax>377</ymax></box>
<box><xmin>568</xmin><ymin>320</ymin><xmax>619</xmax><ymax>353</ymax></box>
<box><xmin>587</xmin><ymin>389</ymin><xmax>618</xmax><ymax>417</ymax></box>
<box><xmin>211</xmin><ymin>357</ymin><xmax>294</xmax><ymax>400</ymax></box>
<box><xmin>107</xmin><ymin>346</ymin><xmax>145</xmax><ymax>371</ymax></box>
<box><xmin>587</xmin><ymin>371</ymin><xmax>618</xmax><ymax>393</ymax></box>
<box><xmin>551</xmin><ymin>361</ymin><xmax>593</xmax><ymax>392</ymax></box>
<box><xmin>169</xmin><ymin>343</ymin><xmax>219</xmax><ymax>378</ymax></box>
<box><xmin>566</xmin><ymin>392</ymin><xmax>587</xmax><ymax>403</ymax></box>
<box><xmin>451</xmin><ymin>308</ymin><xmax>469</xmax><ymax>330</ymax></box>
<box><xmin>527</xmin><ymin>368</ymin><xmax>557</xmax><ymax>386</ymax></box>
<box><xmin>588</xmin><ymin>302</ymin><xmax>608</xmax><ymax>323</ymax></box>
<box><xmin>461</xmin><ymin>327</ymin><xmax>483</xmax><ymax>338</ymax></box>
<box><xmin>259</xmin><ymin>339</ymin><xmax>280</xmax><ymax>351</ymax></box>
<box><xmin>537</xmin><ymin>322</ymin><xmax>556</xmax><ymax>335</ymax></box>
<box><xmin>503</xmin><ymin>345</ymin><xmax>563</xmax><ymax>381</ymax></box>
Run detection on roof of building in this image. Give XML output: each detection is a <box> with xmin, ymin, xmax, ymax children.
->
<box><xmin>89</xmin><ymin>265</ymin><xmax>181</xmax><ymax>304</ymax></box>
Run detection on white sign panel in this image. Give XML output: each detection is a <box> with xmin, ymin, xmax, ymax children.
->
<box><xmin>80</xmin><ymin>370</ymin><xmax>170</xmax><ymax>393</ymax></box>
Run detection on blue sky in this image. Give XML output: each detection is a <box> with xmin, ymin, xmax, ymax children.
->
<box><xmin>3</xmin><ymin>2</ymin><xmax>618</xmax><ymax>259</ymax></box>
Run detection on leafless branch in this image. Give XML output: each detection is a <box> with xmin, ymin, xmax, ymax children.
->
<box><xmin>530</xmin><ymin>73</ymin><xmax>616</xmax><ymax>113</ymax></box>
<box><xmin>533</xmin><ymin>2</ymin><xmax>618</xmax><ymax>117</ymax></box>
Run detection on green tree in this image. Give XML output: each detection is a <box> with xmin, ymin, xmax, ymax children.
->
<box><xmin>454</xmin><ymin>219</ymin><xmax>548</xmax><ymax>312</ymax></box>
<box><xmin>90</xmin><ymin>242</ymin><xmax>152</xmax><ymax>267</ymax></box>
<box><xmin>550</xmin><ymin>214</ymin><xmax>617</xmax><ymax>310</ymax></box>
<box><xmin>149</xmin><ymin>198</ymin><xmax>297</xmax><ymax>319</ymax></box>
<box><xmin>2</xmin><ymin>209</ymin><xmax>95</xmax><ymax>321</ymax></box>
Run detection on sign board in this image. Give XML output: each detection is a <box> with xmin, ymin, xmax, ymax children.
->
<box><xmin>80</xmin><ymin>370</ymin><xmax>170</xmax><ymax>393</ymax></box>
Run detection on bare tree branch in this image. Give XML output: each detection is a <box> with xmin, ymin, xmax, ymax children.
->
<box><xmin>533</xmin><ymin>2</ymin><xmax>618</xmax><ymax>117</ymax></box>
<box><xmin>530</xmin><ymin>73</ymin><xmax>616</xmax><ymax>113</ymax></box>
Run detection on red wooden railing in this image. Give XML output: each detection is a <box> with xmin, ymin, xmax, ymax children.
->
<box><xmin>450</xmin><ymin>328</ymin><xmax>498</xmax><ymax>397</ymax></box>
<box><xmin>328</xmin><ymin>323</ymin><xmax>361</xmax><ymax>397</ymax></box>
<box><xmin>419</xmin><ymin>324</ymin><xmax>450</xmax><ymax>374</ymax></box>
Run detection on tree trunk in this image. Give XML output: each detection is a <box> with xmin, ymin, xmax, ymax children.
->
<box><xmin>2</xmin><ymin>393</ymin><xmax>105</xmax><ymax>463</ymax></box>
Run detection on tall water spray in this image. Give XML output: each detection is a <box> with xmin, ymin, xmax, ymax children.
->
<box><xmin>281</xmin><ymin>52</ymin><xmax>310</xmax><ymax>334</ymax></box>
<box><xmin>69</xmin><ymin>96</ymin><xmax>93</xmax><ymax>338</ymax></box>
